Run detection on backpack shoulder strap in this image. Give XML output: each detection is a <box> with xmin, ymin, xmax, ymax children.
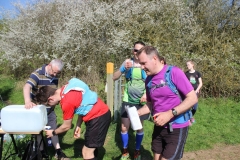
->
<box><xmin>146</xmin><ymin>65</ymin><xmax>178</xmax><ymax>93</ymax></box>
<box><xmin>125</xmin><ymin>68</ymin><xmax>133</xmax><ymax>81</ymax></box>
<box><xmin>141</xmin><ymin>69</ymin><xmax>147</xmax><ymax>80</ymax></box>
<box><xmin>165</xmin><ymin>66</ymin><xmax>192</xmax><ymax>128</ymax></box>
<box><xmin>165</xmin><ymin>65</ymin><xmax>180</xmax><ymax>97</ymax></box>
<box><xmin>146</xmin><ymin>76</ymin><xmax>153</xmax><ymax>90</ymax></box>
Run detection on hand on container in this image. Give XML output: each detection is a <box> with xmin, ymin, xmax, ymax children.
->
<box><xmin>73</xmin><ymin>126</ymin><xmax>81</xmax><ymax>139</ymax></box>
<box><xmin>24</xmin><ymin>101</ymin><xmax>37</xmax><ymax>109</ymax></box>
<box><xmin>153</xmin><ymin>111</ymin><xmax>172</xmax><ymax>126</ymax></box>
<box><xmin>45</xmin><ymin>129</ymin><xmax>53</xmax><ymax>138</ymax></box>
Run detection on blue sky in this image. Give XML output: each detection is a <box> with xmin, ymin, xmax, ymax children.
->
<box><xmin>0</xmin><ymin>0</ymin><xmax>27</xmax><ymax>12</ymax></box>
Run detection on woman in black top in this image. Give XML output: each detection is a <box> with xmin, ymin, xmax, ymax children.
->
<box><xmin>185</xmin><ymin>60</ymin><xmax>203</xmax><ymax>123</ymax></box>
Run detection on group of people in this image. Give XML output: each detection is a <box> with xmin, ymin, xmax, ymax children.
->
<box><xmin>23</xmin><ymin>59</ymin><xmax>110</xmax><ymax>160</ymax></box>
<box><xmin>23</xmin><ymin>41</ymin><xmax>202</xmax><ymax>160</ymax></box>
<box><xmin>114</xmin><ymin>42</ymin><xmax>202</xmax><ymax>160</ymax></box>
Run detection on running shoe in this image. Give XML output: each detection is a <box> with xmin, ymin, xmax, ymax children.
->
<box><xmin>134</xmin><ymin>149</ymin><xmax>141</xmax><ymax>160</ymax></box>
<box><xmin>54</xmin><ymin>151</ymin><xmax>70</xmax><ymax>160</ymax></box>
<box><xmin>120</xmin><ymin>148</ymin><xmax>129</xmax><ymax>160</ymax></box>
<box><xmin>41</xmin><ymin>150</ymin><xmax>49</xmax><ymax>160</ymax></box>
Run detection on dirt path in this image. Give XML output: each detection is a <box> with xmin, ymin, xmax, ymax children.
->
<box><xmin>182</xmin><ymin>144</ymin><xmax>240</xmax><ymax>160</ymax></box>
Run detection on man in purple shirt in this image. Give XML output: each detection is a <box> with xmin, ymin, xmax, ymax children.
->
<box><xmin>136</xmin><ymin>46</ymin><xmax>198</xmax><ymax>160</ymax></box>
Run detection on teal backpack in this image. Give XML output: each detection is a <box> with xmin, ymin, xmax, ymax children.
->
<box><xmin>147</xmin><ymin>65</ymin><xmax>192</xmax><ymax>132</ymax></box>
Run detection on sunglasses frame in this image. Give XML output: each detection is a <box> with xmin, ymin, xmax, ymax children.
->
<box><xmin>133</xmin><ymin>49</ymin><xmax>139</xmax><ymax>52</ymax></box>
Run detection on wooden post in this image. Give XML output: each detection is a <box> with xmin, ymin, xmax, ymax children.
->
<box><xmin>106</xmin><ymin>62</ymin><xmax>114</xmax><ymax>116</ymax></box>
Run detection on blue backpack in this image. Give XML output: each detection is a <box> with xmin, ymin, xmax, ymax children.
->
<box><xmin>147</xmin><ymin>65</ymin><xmax>192</xmax><ymax>132</ymax></box>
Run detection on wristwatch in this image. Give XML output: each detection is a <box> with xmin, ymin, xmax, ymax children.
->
<box><xmin>52</xmin><ymin>130</ymin><xmax>57</xmax><ymax>136</ymax></box>
<box><xmin>172</xmin><ymin>108</ymin><xmax>178</xmax><ymax>116</ymax></box>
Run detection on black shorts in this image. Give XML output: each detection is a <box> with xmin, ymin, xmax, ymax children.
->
<box><xmin>151</xmin><ymin>125</ymin><xmax>189</xmax><ymax>160</ymax></box>
<box><xmin>84</xmin><ymin>110</ymin><xmax>111</xmax><ymax>148</ymax></box>
<box><xmin>121</xmin><ymin>101</ymin><xmax>150</xmax><ymax>121</ymax></box>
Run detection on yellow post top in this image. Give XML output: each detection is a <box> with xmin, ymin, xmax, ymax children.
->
<box><xmin>107</xmin><ymin>62</ymin><xmax>114</xmax><ymax>74</ymax></box>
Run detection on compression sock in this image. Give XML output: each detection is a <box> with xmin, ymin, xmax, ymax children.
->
<box><xmin>121</xmin><ymin>132</ymin><xmax>129</xmax><ymax>148</ymax></box>
<box><xmin>135</xmin><ymin>132</ymin><xmax>144</xmax><ymax>150</ymax></box>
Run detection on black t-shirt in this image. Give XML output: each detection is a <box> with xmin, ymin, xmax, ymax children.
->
<box><xmin>185</xmin><ymin>71</ymin><xmax>201</xmax><ymax>90</ymax></box>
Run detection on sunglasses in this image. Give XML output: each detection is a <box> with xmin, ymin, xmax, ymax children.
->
<box><xmin>133</xmin><ymin>49</ymin><xmax>139</xmax><ymax>52</ymax></box>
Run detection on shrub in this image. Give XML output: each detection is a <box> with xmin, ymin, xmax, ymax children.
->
<box><xmin>0</xmin><ymin>0</ymin><xmax>240</xmax><ymax>98</ymax></box>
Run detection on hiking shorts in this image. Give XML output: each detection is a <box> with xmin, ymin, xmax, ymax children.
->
<box><xmin>84</xmin><ymin>110</ymin><xmax>111</xmax><ymax>148</ymax></box>
<box><xmin>151</xmin><ymin>125</ymin><xmax>189</xmax><ymax>160</ymax></box>
<box><xmin>121</xmin><ymin>101</ymin><xmax>149</xmax><ymax>121</ymax></box>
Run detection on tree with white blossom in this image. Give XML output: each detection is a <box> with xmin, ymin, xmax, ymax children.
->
<box><xmin>0</xmin><ymin>0</ymin><xmax>240</xmax><ymax>97</ymax></box>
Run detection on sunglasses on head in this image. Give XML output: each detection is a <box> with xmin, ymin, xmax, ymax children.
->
<box><xmin>133</xmin><ymin>49</ymin><xmax>139</xmax><ymax>52</ymax></box>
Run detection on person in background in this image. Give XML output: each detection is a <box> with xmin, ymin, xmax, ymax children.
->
<box><xmin>23</xmin><ymin>59</ymin><xmax>69</xmax><ymax>160</ymax></box>
<box><xmin>113</xmin><ymin>41</ymin><xmax>149</xmax><ymax>160</ymax></box>
<box><xmin>136</xmin><ymin>46</ymin><xmax>198</xmax><ymax>160</ymax></box>
<box><xmin>185</xmin><ymin>60</ymin><xmax>203</xmax><ymax>124</ymax></box>
<box><xmin>34</xmin><ymin>78</ymin><xmax>111</xmax><ymax>160</ymax></box>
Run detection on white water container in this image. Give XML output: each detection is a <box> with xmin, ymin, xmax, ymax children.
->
<box><xmin>1</xmin><ymin>105</ymin><xmax>48</xmax><ymax>133</ymax></box>
<box><xmin>126</xmin><ymin>106</ymin><xmax>143</xmax><ymax>130</ymax></box>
